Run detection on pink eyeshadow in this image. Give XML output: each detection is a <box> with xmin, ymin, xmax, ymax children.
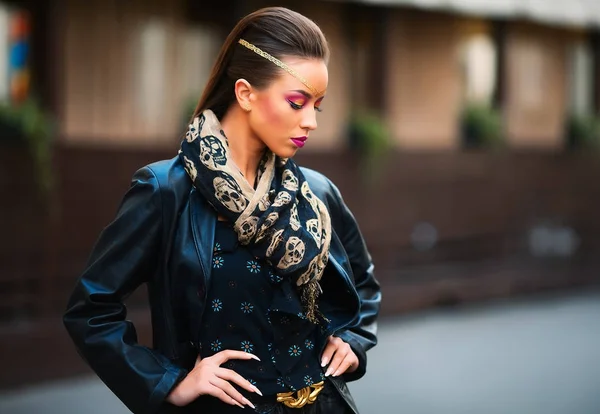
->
<box><xmin>284</xmin><ymin>93</ymin><xmax>307</xmax><ymax>105</ymax></box>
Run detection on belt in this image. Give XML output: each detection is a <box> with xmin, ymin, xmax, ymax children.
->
<box><xmin>276</xmin><ymin>381</ymin><xmax>325</xmax><ymax>408</ymax></box>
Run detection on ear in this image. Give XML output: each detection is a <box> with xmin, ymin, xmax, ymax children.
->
<box><xmin>234</xmin><ymin>79</ymin><xmax>254</xmax><ymax>112</ymax></box>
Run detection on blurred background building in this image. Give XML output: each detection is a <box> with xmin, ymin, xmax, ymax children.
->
<box><xmin>1</xmin><ymin>0</ymin><xmax>600</xmax><ymax>392</ymax></box>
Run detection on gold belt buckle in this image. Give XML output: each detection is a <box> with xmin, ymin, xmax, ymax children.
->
<box><xmin>276</xmin><ymin>381</ymin><xmax>325</xmax><ymax>408</ymax></box>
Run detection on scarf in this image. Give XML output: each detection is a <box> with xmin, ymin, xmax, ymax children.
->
<box><xmin>179</xmin><ymin>109</ymin><xmax>332</xmax><ymax>324</ymax></box>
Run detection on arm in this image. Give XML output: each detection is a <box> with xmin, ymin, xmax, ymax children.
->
<box><xmin>63</xmin><ymin>167</ymin><xmax>187</xmax><ymax>414</ymax></box>
<box><xmin>329</xmin><ymin>181</ymin><xmax>381</xmax><ymax>382</ymax></box>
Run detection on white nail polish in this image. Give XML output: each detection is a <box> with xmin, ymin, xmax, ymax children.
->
<box><xmin>321</xmin><ymin>358</ymin><xmax>328</xmax><ymax>367</ymax></box>
<box><xmin>244</xmin><ymin>398</ymin><xmax>256</xmax><ymax>409</ymax></box>
<box><xmin>252</xmin><ymin>385</ymin><xmax>263</xmax><ymax>396</ymax></box>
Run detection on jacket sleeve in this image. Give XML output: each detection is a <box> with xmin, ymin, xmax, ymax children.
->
<box><xmin>328</xmin><ymin>180</ymin><xmax>381</xmax><ymax>382</ymax></box>
<box><xmin>63</xmin><ymin>166</ymin><xmax>187</xmax><ymax>414</ymax></box>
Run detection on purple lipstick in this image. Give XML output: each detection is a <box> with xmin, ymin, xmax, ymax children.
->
<box><xmin>291</xmin><ymin>136</ymin><xmax>307</xmax><ymax>148</ymax></box>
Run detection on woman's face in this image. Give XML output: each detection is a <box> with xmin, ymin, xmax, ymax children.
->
<box><xmin>247</xmin><ymin>58</ymin><xmax>328</xmax><ymax>158</ymax></box>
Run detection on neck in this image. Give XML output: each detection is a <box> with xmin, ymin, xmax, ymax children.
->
<box><xmin>220</xmin><ymin>106</ymin><xmax>266</xmax><ymax>187</ymax></box>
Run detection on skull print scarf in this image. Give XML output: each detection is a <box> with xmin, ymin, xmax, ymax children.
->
<box><xmin>179</xmin><ymin>109</ymin><xmax>332</xmax><ymax>324</ymax></box>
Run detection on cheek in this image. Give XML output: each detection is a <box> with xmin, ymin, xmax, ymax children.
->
<box><xmin>257</xmin><ymin>98</ymin><xmax>296</xmax><ymax>132</ymax></box>
<box><xmin>258</xmin><ymin>97</ymin><xmax>285</xmax><ymax>125</ymax></box>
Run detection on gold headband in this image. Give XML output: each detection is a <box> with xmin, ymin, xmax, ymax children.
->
<box><xmin>238</xmin><ymin>38</ymin><xmax>323</xmax><ymax>97</ymax></box>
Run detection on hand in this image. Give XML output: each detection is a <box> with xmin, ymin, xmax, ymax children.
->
<box><xmin>166</xmin><ymin>350</ymin><xmax>263</xmax><ymax>409</ymax></box>
<box><xmin>320</xmin><ymin>336</ymin><xmax>359</xmax><ymax>377</ymax></box>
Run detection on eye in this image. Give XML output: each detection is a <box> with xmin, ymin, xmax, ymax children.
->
<box><xmin>287</xmin><ymin>98</ymin><xmax>323</xmax><ymax>112</ymax></box>
<box><xmin>287</xmin><ymin>100</ymin><xmax>303</xmax><ymax>110</ymax></box>
<box><xmin>315</xmin><ymin>98</ymin><xmax>324</xmax><ymax>113</ymax></box>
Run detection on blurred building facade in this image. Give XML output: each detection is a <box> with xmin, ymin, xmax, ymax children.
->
<box><xmin>41</xmin><ymin>0</ymin><xmax>600</xmax><ymax>151</ymax></box>
<box><xmin>1</xmin><ymin>0</ymin><xmax>600</xmax><ymax>388</ymax></box>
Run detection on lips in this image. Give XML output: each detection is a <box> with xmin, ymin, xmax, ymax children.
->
<box><xmin>291</xmin><ymin>136</ymin><xmax>307</xmax><ymax>148</ymax></box>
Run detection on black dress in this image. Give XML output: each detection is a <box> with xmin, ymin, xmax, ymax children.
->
<box><xmin>194</xmin><ymin>220</ymin><xmax>351</xmax><ymax>413</ymax></box>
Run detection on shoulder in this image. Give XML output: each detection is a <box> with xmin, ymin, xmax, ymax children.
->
<box><xmin>136</xmin><ymin>155</ymin><xmax>192</xmax><ymax>197</ymax></box>
<box><xmin>299</xmin><ymin>166</ymin><xmax>344</xmax><ymax>211</ymax></box>
<box><xmin>127</xmin><ymin>156</ymin><xmax>193</xmax><ymax>217</ymax></box>
<box><xmin>143</xmin><ymin>156</ymin><xmax>188</xmax><ymax>188</ymax></box>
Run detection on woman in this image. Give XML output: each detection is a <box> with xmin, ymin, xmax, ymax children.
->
<box><xmin>63</xmin><ymin>6</ymin><xmax>380</xmax><ymax>414</ymax></box>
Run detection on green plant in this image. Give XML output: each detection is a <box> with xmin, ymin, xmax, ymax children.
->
<box><xmin>461</xmin><ymin>102</ymin><xmax>503</xmax><ymax>149</ymax></box>
<box><xmin>347</xmin><ymin>110</ymin><xmax>392</xmax><ymax>182</ymax></box>
<box><xmin>0</xmin><ymin>98</ymin><xmax>55</xmax><ymax>195</ymax></box>
<box><xmin>566</xmin><ymin>114</ymin><xmax>600</xmax><ymax>150</ymax></box>
<box><xmin>348</xmin><ymin>110</ymin><xmax>391</xmax><ymax>158</ymax></box>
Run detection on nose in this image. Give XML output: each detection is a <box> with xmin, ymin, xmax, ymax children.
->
<box><xmin>299</xmin><ymin>108</ymin><xmax>318</xmax><ymax>131</ymax></box>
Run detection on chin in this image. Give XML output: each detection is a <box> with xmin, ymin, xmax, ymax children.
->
<box><xmin>270</xmin><ymin>145</ymin><xmax>299</xmax><ymax>159</ymax></box>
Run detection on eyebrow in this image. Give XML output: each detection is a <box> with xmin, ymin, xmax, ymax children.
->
<box><xmin>289</xmin><ymin>89</ymin><xmax>326</xmax><ymax>100</ymax></box>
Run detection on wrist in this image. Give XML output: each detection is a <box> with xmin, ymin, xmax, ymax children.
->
<box><xmin>166</xmin><ymin>376</ymin><xmax>187</xmax><ymax>406</ymax></box>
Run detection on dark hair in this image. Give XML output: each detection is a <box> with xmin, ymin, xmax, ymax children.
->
<box><xmin>193</xmin><ymin>7</ymin><xmax>329</xmax><ymax>120</ymax></box>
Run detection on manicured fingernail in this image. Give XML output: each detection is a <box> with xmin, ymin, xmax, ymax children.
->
<box><xmin>250</xmin><ymin>354</ymin><xmax>261</xmax><ymax>361</ymax></box>
<box><xmin>243</xmin><ymin>398</ymin><xmax>256</xmax><ymax>409</ymax></box>
<box><xmin>325</xmin><ymin>368</ymin><xmax>332</xmax><ymax>377</ymax></box>
<box><xmin>233</xmin><ymin>399</ymin><xmax>245</xmax><ymax>409</ymax></box>
<box><xmin>321</xmin><ymin>357</ymin><xmax>328</xmax><ymax>367</ymax></box>
<box><xmin>252</xmin><ymin>385</ymin><xmax>263</xmax><ymax>396</ymax></box>
<box><xmin>332</xmin><ymin>370</ymin><xmax>340</xmax><ymax>377</ymax></box>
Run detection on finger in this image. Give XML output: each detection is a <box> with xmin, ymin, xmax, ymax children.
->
<box><xmin>207</xmin><ymin>384</ymin><xmax>249</xmax><ymax>409</ymax></box>
<box><xmin>217</xmin><ymin>368</ymin><xmax>263</xmax><ymax>396</ymax></box>
<box><xmin>209</xmin><ymin>377</ymin><xmax>256</xmax><ymax>409</ymax></box>
<box><xmin>212</xmin><ymin>349</ymin><xmax>261</xmax><ymax>366</ymax></box>
<box><xmin>332</xmin><ymin>353</ymin><xmax>359</xmax><ymax>377</ymax></box>
<box><xmin>325</xmin><ymin>342</ymin><xmax>349</xmax><ymax>377</ymax></box>
<box><xmin>320</xmin><ymin>337</ymin><xmax>339</xmax><ymax>367</ymax></box>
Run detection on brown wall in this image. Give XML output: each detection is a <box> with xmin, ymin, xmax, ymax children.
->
<box><xmin>503</xmin><ymin>22</ymin><xmax>574</xmax><ymax>149</ymax></box>
<box><xmin>56</xmin><ymin>0</ymin><xmax>351</xmax><ymax>152</ymax></box>
<box><xmin>53</xmin><ymin>2</ymin><xmax>594</xmax><ymax>153</ymax></box>
<box><xmin>385</xmin><ymin>9</ymin><xmax>463</xmax><ymax>149</ymax></box>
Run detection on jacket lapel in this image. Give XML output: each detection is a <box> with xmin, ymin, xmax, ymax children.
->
<box><xmin>189</xmin><ymin>188</ymin><xmax>217</xmax><ymax>345</ymax></box>
<box><xmin>190</xmin><ymin>188</ymin><xmax>217</xmax><ymax>282</ymax></box>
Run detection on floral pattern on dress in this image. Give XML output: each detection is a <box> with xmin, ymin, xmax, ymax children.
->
<box><xmin>211</xmin><ymin>299</ymin><xmax>223</xmax><ymax>312</ymax></box>
<box><xmin>198</xmin><ymin>221</ymin><xmax>323</xmax><ymax>395</ymax></box>
<box><xmin>269</xmin><ymin>270</ymin><xmax>283</xmax><ymax>284</ymax></box>
<box><xmin>289</xmin><ymin>345</ymin><xmax>302</xmax><ymax>357</ymax></box>
<box><xmin>241</xmin><ymin>302</ymin><xmax>254</xmax><ymax>314</ymax></box>
<box><xmin>213</xmin><ymin>256</ymin><xmax>224</xmax><ymax>268</ymax></box>
<box><xmin>247</xmin><ymin>260</ymin><xmax>261</xmax><ymax>273</ymax></box>
<box><xmin>211</xmin><ymin>340</ymin><xmax>222</xmax><ymax>352</ymax></box>
<box><xmin>241</xmin><ymin>340</ymin><xmax>254</xmax><ymax>353</ymax></box>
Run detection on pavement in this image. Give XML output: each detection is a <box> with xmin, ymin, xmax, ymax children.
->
<box><xmin>1</xmin><ymin>288</ymin><xmax>599</xmax><ymax>414</ymax></box>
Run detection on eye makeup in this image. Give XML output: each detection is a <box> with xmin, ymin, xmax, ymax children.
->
<box><xmin>285</xmin><ymin>93</ymin><xmax>307</xmax><ymax>109</ymax></box>
<box><xmin>285</xmin><ymin>92</ymin><xmax>324</xmax><ymax>112</ymax></box>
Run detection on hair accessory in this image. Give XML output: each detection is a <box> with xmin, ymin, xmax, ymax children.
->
<box><xmin>238</xmin><ymin>38</ymin><xmax>323</xmax><ymax>97</ymax></box>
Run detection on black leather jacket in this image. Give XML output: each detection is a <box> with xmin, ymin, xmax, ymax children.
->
<box><xmin>63</xmin><ymin>156</ymin><xmax>381</xmax><ymax>414</ymax></box>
